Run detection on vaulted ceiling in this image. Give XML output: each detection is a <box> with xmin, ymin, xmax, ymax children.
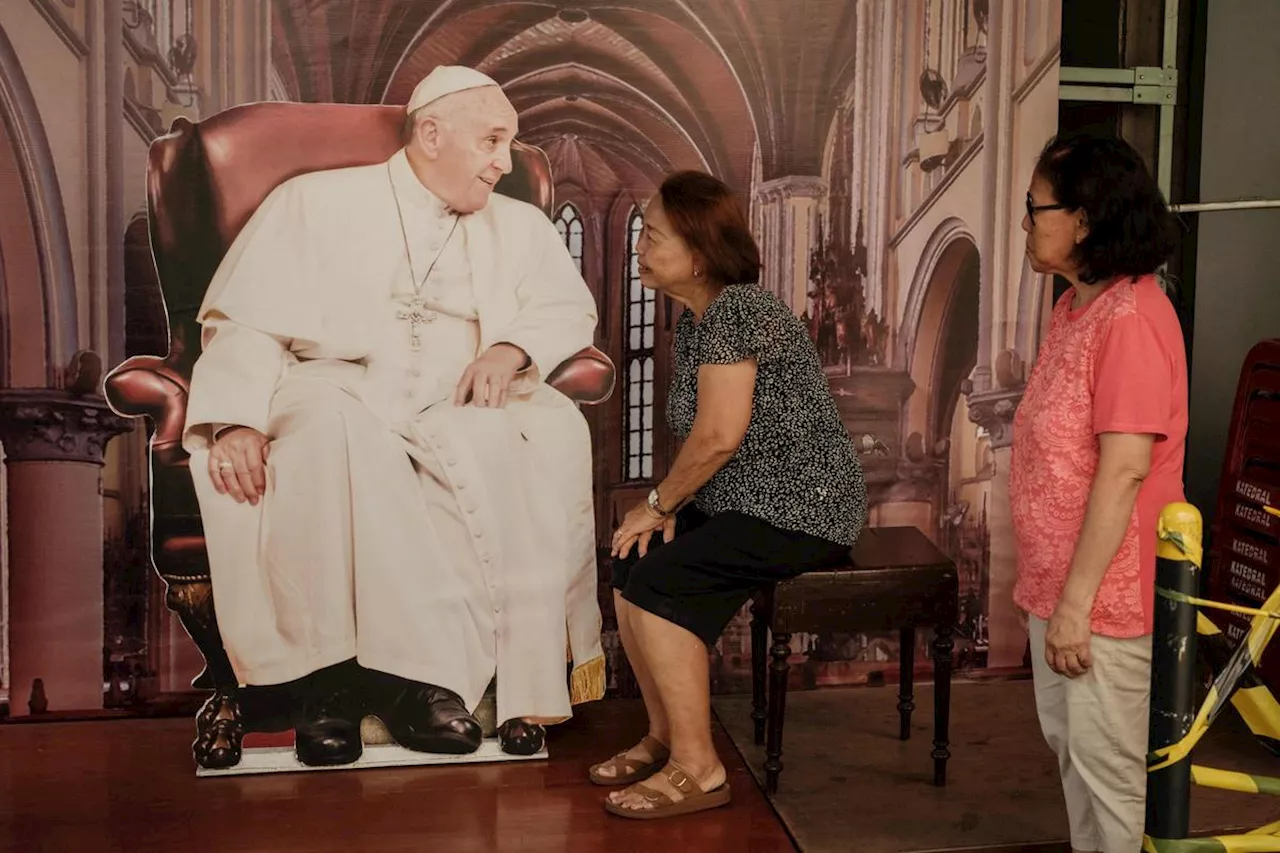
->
<box><xmin>271</xmin><ymin>0</ymin><xmax>860</xmax><ymax>196</ymax></box>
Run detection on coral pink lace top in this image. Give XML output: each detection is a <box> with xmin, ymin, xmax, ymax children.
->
<box><xmin>1010</xmin><ymin>274</ymin><xmax>1188</xmax><ymax>638</ymax></box>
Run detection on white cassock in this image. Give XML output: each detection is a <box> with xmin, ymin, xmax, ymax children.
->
<box><xmin>180</xmin><ymin>148</ymin><xmax>604</xmax><ymax>725</ymax></box>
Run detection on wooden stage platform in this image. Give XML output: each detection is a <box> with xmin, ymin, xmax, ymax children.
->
<box><xmin>0</xmin><ymin>698</ymin><xmax>796</xmax><ymax>853</ymax></box>
<box><xmin>13</xmin><ymin>682</ymin><xmax>1266</xmax><ymax>852</ymax></box>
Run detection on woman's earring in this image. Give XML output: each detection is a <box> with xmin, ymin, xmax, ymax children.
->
<box><xmin>693</xmin><ymin>267</ymin><xmax>701</xmax><ymax>277</ymax></box>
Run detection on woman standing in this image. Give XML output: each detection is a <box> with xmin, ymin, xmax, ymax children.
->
<box><xmin>593</xmin><ymin>170</ymin><xmax>867</xmax><ymax>819</ymax></box>
<box><xmin>1012</xmin><ymin>133</ymin><xmax>1184</xmax><ymax>853</ymax></box>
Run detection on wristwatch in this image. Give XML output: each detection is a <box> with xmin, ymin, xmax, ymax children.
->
<box><xmin>646</xmin><ymin>487</ymin><xmax>670</xmax><ymax>518</ymax></box>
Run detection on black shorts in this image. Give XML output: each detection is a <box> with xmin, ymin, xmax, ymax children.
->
<box><xmin>609</xmin><ymin>506</ymin><xmax>850</xmax><ymax>647</ymax></box>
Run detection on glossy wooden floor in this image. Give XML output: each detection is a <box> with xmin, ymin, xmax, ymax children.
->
<box><xmin>0</xmin><ymin>698</ymin><xmax>796</xmax><ymax>853</ymax></box>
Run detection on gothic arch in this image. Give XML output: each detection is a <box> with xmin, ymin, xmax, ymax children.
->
<box><xmin>604</xmin><ymin>188</ymin><xmax>651</xmax><ymax>341</ymax></box>
<box><xmin>902</xmin><ymin>219</ymin><xmax>980</xmax><ymax>444</ymax></box>
<box><xmin>0</xmin><ymin>23</ymin><xmax>78</xmax><ymax>387</ymax></box>
<box><xmin>553</xmin><ymin>200</ymin><xmax>587</xmax><ymax>281</ymax></box>
<box><xmin>380</xmin><ymin>0</ymin><xmax>760</xmax><ymax>142</ymax></box>
<box><xmin>553</xmin><ymin>198</ymin><xmax>583</xmax><ymax>218</ymax></box>
<box><xmin>371</xmin><ymin>0</ymin><xmax>757</xmax><ymax>187</ymax></box>
<box><xmin>900</xmin><ymin>217</ymin><xmax>976</xmax><ymax>372</ymax></box>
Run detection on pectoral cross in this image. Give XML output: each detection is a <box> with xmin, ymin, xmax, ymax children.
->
<box><xmin>396</xmin><ymin>297</ymin><xmax>437</xmax><ymax>351</ymax></box>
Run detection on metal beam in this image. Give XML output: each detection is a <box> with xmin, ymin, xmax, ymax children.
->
<box><xmin>1157</xmin><ymin>0</ymin><xmax>1180</xmax><ymax>199</ymax></box>
<box><xmin>1056</xmin><ymin>0</ymin><xmax>1181</xmax><ymax>200</ymax></box>
<box><xmin>1059</xmin><ymin>66</ymin><xmax>1175</xmax><ymax>86</ymax></box>
<box><xmin>1059</xmin><ymin>67</ymin><xmax>1138</xmax><ymax>85</ymax></box>
<box><xmin>1058</xmin><ymin>84</ymin><xmax>1176</xmax><ymax>104</ymax></box>
<box><xmin>1058</xmin><ymin>85</ymin><xmax>1137</xmax><ymax>103</ymax></box>
<box><xmin>1171</xmin><ymin>200</ymin><xmax>1280</xmax><ymax>213</ymax></box>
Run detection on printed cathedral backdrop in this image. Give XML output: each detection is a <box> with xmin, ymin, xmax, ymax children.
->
<box><xmin>0</xmin><ymin>0</ymin><xmax>1062</xmax><ymax>717</ymax></box>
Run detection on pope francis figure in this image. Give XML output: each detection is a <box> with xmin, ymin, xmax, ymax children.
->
<box><xmin>181</xmin><ymin>65</ymin><xmax>604</xmax><ymax>764</ymax></box>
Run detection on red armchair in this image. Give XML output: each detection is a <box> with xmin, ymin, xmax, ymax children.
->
<box><xmin>104</xmin><ymin>102</ymin><xmax>614</xmax><ymax>769</ymax></box>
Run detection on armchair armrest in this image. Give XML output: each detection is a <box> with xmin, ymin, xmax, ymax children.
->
<box><xmin>547</xmin><ymin>346</ymin><xmax>615</xmax><ymax>405</ymax></box>
<box><xmin>102</xmin><ymin>345</ymin><xmax>614</xmax><ymax>466</ymax></box>
<box><xmin>103</xmin><ymin>356</ymin><xmax>191</xmax><ymax>466</ymax></box>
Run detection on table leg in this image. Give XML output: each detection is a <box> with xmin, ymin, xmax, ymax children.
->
<box><xmin>898</xmin><ymin>627</ymin><xmax>915</xmax><ymax>740</ymax></box>
<box><xmin>931</xmin><ymin>624</ymin><xmax>954</xmax><ymax>786</ymax></box>
<box><xmin>764</xmin><ymin>631</ymin><xmax>792</xmax><ymax>795</ymax></box>
<box><xmin>750</xmin><ymin>594</ymin><xmax>770</xmax><ymax>745</ymax></box>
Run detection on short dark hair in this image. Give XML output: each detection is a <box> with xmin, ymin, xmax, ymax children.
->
<box><xmin>401</xmin><ymin>108</ymin><xmax>420</xmax><ymax>145</ymax></box>
<box><xmin>1034</xmin><ymin>133</ymin><xmax>1179</xmax><ymax>284</ymax></box>
<box><xmin>657</xmin><ymin>170</ymin><xmax>761</xmax><ymax>285</ymax></box>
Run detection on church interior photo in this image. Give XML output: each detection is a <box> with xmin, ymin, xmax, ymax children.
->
<box><xmin>2</xmin><ymin>1</ymin><xmax>1279</xmax><ymax>851</ymax></box>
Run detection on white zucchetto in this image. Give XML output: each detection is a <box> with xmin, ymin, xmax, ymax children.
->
<box><xmin>406</xmin><ymin>65</ymin><xmax>501</xmax><ymax>113</ymax></box>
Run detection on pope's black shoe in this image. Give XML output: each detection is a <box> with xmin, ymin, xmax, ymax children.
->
<box><xmin>294</xmin><ymin>676</ymin><xmax>364</xmax><ymax>767</ymax></box>
<box><xmin>377</xmin><ymin>677</ymin><xmax>482</xmax><ymax>754</ymax></box>
<box><xmin>497</xmin><ymin>718</ymin><xmax>545</xmax><ymax>756</ymax></box>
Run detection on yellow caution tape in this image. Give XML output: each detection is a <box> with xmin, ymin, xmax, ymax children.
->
<box><xmin>1161</xmin><ymin>589</ymin><xmax>1280</xmax><ymax>621</ymax></box>
<box><xmin>1142</xmin><ymin>503</ymin><xmax>1280</xmax><ymax>848</ymax></box>
<box><xmin>1150</xmin><ymin>583</ymin><xmax>1280</xmax><ymax>770</ymax></box>
<box><xmin>1146</xmin><ymin>569</ymin><xmax>1280</xmax><ymax>853</ymax></box>
<box><xmin>1143</xmin><ymin>831</ymin><xmax>1280</xmax><ymax>852</ymax></box>
<box><xmin>1192</xmin><ymin>764</ymin><xmax>1280</xmax><ymax>796</ymax></box>
<box><xmin>1158</xmin><ymin>502</ymin><xmax>1205</xmax><ymax>567</ymax></box>
<box><xmin>1198</xmin><ymin>612</ymin><xmax>1280</xmax><ymax>753</ymax></box>
<box><xmin>1145</xmin><ymin>816</ymin><xmax>1280</xmax><ymax>851</ymax></box>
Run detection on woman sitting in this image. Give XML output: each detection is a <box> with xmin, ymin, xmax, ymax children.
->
<box><xmin>593</xmin><ymin>170</ymin><xmax>868</xmax><ymax>819</ymax></box>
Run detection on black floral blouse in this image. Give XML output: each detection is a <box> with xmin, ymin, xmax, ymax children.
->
<box><xmin>667</xmin><ymin>284</ymin><xmax>868</xmax><ymax>546</ymax></box>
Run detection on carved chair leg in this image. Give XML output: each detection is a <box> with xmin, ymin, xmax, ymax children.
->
<box><xmin>764</xmin><ymin>631</ymin><xmax>792</xmax><ymax>795</ymax></box>
<box><xmin>166</xmin><ymin>579</ymin><xmax>244</xmax><ymax>769</ymax></box>
<box><xmin>931</xmin><ymin>624</ymin><xmax>955</xmax><ymax>786</ymax></box>
<box><xmin>165</xmin><ymin>579</ymin><xmax>237</xmax><ymax>688</ymax></box>
<box><xmin>194</xmin><ymin>689</ymin><xmax>245</xmax><ymax>770</ymax></box>
<box><xmin>898</xmin><ymin>627</ymin><xmax>916</xmax><ymax>741</ymax></box>
<box><xmin>750</xmin><ymin>590</ymin><xmax>772</xmax><ymax>746</ymax></box>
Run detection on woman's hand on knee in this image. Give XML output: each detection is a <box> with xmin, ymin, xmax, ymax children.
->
<box><xmin>1045</xmin><ymin>600</ymin><xmax>1093</xmax><ymax>678</ymax></box>
<box><xmin>611</xmin><ymin>503</ymin><xmax>676</xmax><ymax>559</ymax></box>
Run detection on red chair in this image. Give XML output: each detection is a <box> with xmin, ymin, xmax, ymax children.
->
<box><xmin>104</xmin><ymin>102</ymin><xmax>614</xmax><ymax>768</ymax></box>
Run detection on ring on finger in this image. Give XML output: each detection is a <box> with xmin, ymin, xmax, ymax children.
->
<box><xmin>218</xmin><ymin>462</ymin><xmax>234</xmax><ymax>471</ymax></box>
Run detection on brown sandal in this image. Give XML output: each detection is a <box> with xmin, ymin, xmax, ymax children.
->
<box><xmin>604</xmin><ymin>760</ymin><xmax>732</xmax><ymax>820</ymax></box>
<box><xmin>588</xmin><ymin>735</ymin><xmax>670</xmax><ymax>786</ymax></box>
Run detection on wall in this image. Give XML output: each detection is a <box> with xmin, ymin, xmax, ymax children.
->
<box><xmin>0</xmin><ymin>0</ymin><xmax>271</xmax><ymax>712</ymax></box>
<box><xmin>1</xmin><ymin>0</ymin><xmax>1062</xmax><ymax>713</ymax></box>
<box><xmin>1186</xmin><ymin>0</ymin><xmax>1280</xmax><ymax>521</ymax></box>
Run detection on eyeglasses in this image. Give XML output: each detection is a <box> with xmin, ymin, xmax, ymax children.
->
<box><xmin>1026</xmin><ymin>191</ymin><xmax>1068</xmax><ymax>223</ymax></box>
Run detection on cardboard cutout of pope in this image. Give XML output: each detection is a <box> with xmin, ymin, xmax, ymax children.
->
<box><xmin>182</xmin><ymin>65</ymin><xmax>604</xmax><ymax>768</ymax></box>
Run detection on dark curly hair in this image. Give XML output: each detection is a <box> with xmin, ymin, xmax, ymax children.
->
<box><xmin>657</xmin><ymin>170</ymin><xmax>761</xmax><ymax>285</ymax></box>
<box><xmin>1034</xmin><ymin>133</ymin><xmax>1179</xmax><ymax>284</ymax></box>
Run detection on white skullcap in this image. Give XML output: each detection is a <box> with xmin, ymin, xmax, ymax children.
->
<box><xmin>406</xmin><ymin>65</ymin><xmax>501</xmax><ymax>113</ymax></box>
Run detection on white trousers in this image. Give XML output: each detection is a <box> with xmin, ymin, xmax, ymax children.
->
<box><xmin>190</xmin><ymin>371</ymin><xmax>595</xmax><ymax>724</ymax></box>
<box><xmin>1029</xmin><ymin>615</ymin><xmax>1152</xmax><ymax>853</ymax></box>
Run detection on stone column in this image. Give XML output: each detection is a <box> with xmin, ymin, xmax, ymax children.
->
<box><xmin>105</xmin><ymin>0</ymin><xmax>125</xmax><ymax>368</ymax></box>
<box><xmin>967</xmin><ymin>379</ymin><xmax>1024</xmax><ymax>669</ymax></box>
<box><xmin>0</xmin><ymin>390</ymin><xmax>131</xmax><ymax>715</ymax></box>
<box><xmin>752</xmin><ymin>176</ymin><xmax>827</xmax><ymax>314</ymax></box>
<box><xmin>865</xmin><ymin>0</ymin><xmax>897</xmax><ymax>338</ymax></box>
<box><xmin>974</xmin><ymin>0</ymin><xmax>1004</xmax><ymax>396</ymax></box>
